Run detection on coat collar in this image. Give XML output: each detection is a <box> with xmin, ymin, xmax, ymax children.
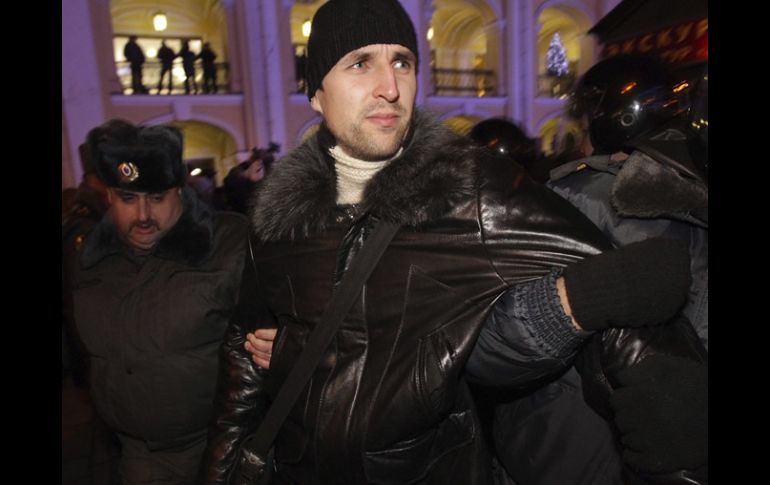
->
<box><xmin>251</xmin><ymin>109</ymin><xmax>478</xmax><ymax>242</ymax></box>
<box><xmin>612</xmin><ymin>120</ymin><xmax>708</xmax><ymax>226</ymax></box>
<box><xmin>80</xmin><ymin>187</ymin><xmax>215</xmax><ymax>268</ymax></box>
<box><xmin>610</xmin><ymin>150</ymin><xmax>708</xmax><ymax>226</ymax></box>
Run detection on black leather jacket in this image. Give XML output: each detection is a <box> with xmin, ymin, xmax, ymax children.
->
<box><xmin>199</xmin><ymin>111</ymin><xmax>610</xmax><ymax>484</ymax></box>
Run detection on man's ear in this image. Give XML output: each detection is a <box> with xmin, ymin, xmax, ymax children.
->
<box><xmin>106</xmin><ymin>188</ymin><xmax>115</xmax><ymax>204</ymax></box>
<box><xmin>310</xmin><ymin>94</ymin><xmax>323</xmax><ymax>114</ymax></box>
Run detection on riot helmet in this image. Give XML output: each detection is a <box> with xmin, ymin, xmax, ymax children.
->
<box><xmin>469</xmin><ymin>118</ymin><xmax>538</xmax><ymax>166</ymax></box>
<box><xmin>569</xmin><ymin>55</ymin><xmax>688</xmax><ymax>154</ymax></box>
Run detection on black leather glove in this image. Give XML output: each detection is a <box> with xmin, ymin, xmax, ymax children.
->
<box><xmin>610</xmin><ymin>354</ymin><xmax>708</xmax><ymax>473</ymax></box>
<box><xmin>562</xmin><ymin>238</ymin><xmax>691</xmax><ymax>331</ymax></box>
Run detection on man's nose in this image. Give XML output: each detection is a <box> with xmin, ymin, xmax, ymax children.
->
<box><xmin>136</xmin><ymin>198</ymin><xmax>150</xmax><ymax>221</ymax></box>
<box><xmin>373</xmin><ymin>66</ymin><xmax>399</xmax><ymax>102</ymax></box>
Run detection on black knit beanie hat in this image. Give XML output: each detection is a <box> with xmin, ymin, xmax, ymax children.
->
<box><xmin>305</xmin><ymin>0</ymin><xmax>419</xmax><ymax>100</ymax></box>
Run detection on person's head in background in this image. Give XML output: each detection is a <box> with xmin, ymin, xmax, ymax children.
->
<box><xmin>305</xmin><ymin>0</ymin><xmax>419</xmax><ymax>161</ymax></box>
<box><xmin>77</xmin><ymin>142</ymin><xmax>109</xmax><ymax>209</ymax></box>
<box><xmin>568</xmin><ymin>54</ymin><xmax>688</xmax><ymax>156</ymax></box>
<box><xmin>469</xmin><ymin>118</ymin><xmax>539</xmax><ymax>168</ymax></box>
<box><xmin>87</xmin><ymin>119</ymin><xmax>186</xmax><ymax>251</ymax></box>
<box><xmin>244</xmin><ymin>142</ymin><xmax>280</xmax><ymax>183</ymax></box>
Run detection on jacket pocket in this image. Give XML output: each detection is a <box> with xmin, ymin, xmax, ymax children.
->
<box><xmin>404</xmin><ymin>267</ymin><xmax>488</xmax><ymax>420</ymax></box>
<box><xmin>362</xmin><ymin>409</ymin><xmax>474</xmax><ymax>484</ymax></box>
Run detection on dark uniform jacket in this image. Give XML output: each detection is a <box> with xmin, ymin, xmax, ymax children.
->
<box><xmin>480</xmin><ymin>119</ymin><xmax>708</xmax><ymax>485</ymax></box>
<box><xmin>72</xmin><ymin>188</ymin><xmax>247</xmax><ymax>450</ymax></box>
<box><xmin>549</xmin><ymin>122</ymin><xmax>708</xmax><ymax>348</ymax></box>
<box><xmin>552</xmin><ymin>120</ymin><xmax>709</xmax><ymax>484</ymax></box>
<box><xmin>200</xmin><ymin>110</ymin><xmax>610</xmax><ymax>484</ymax></box>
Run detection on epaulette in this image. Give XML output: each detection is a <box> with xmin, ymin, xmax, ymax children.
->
<box><xmin>549</xmin><ymin>155</ymin><xmax>616</xmax><ymax>181</ymax></box>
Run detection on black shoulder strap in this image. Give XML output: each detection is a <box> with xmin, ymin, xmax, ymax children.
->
<box><xmin>238</xmin><ymin>220</ymin><xmax>400</xmax><ymax>462</ymax></box>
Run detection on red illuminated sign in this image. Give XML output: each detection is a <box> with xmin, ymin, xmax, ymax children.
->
<box><xmin>603</xmin><ymin>17</ymin><xmax>708</xmax><ymax>66</ymax></box>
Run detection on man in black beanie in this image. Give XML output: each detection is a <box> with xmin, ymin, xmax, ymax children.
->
<box><xmin>70</xmin><ymin>119</ymin><xmax>248</xmax><ymax>484</ymax></box>
<box><xmin>200</xmin><ymin>1</ymin><xmax>698</xmax><ymax>484</ymax></box>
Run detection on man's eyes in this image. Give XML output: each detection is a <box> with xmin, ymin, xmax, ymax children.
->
<box><xmin>349</xmin><ymin>60</ymin><xmax>411</xmax><ymax>70</ymax></box>
<box><xmin>394</xmin><ymin>59</ymin><xmax>411</xmax><ymax>69</ymax></box>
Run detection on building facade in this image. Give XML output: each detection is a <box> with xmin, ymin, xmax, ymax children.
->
<box><xmin>62</xmin><ymin>0</ymin><xmax>625</xmax><ymax>189</ymax></box>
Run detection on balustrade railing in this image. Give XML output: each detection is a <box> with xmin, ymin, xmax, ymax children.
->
<box><xmin>431</xmin><ymin>68</ymin><xmax>496</xmax><ymax>97</ymax></box>
<box><xmin>115</xmin><ymin>60</ymin><xmax>231</xmax><ymax>95</ymax></box>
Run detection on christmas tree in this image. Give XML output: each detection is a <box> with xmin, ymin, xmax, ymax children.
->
<box><xmin>546</xmin><ymin>32</ymin><xmax>569</xmax><ymax>78</ymax></box>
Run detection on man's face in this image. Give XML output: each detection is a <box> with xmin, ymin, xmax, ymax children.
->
<box><xmin>107</xmin><ymin>187</ymin><xmax>183</xmax><ymax>251</ymax></box>
<box><xmin>311</xmin><ymin>44</ymin><xmax>417</xmax><ymax>161</ymax></box>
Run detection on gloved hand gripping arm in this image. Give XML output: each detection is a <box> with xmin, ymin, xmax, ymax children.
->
<box><xmin>560</xmin><ymin>237</ymin><xmax>691</xmax><ymax>331</ymax></box>
<box><xmin>465</xmin><ymin>237</ymin><xmax>691</xmax><ymax>387</ymax></box>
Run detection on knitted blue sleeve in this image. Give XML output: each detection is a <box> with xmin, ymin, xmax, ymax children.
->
<box><xmin>465</xmin><ymin>269</ymin><xmax>590</xmax><ymax>387</ymax></box>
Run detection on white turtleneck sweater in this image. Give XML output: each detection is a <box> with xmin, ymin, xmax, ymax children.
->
<box><xmin>330</xmin><ymin>145</ymin><xmax>403</xmax><ymax>205</ymax></box>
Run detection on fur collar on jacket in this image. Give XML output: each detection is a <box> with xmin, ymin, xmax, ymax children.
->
<box><xmin>611</xmin><ymin>151</ymin><xmax>707</xmax><ymax>217</ymax></box>
<box><xmin>611</xmin><ymin>152</ymin><xmax>708</xmax><ymax>224</ymax></box>
<box><xmin>80</xmin><ymin>187</ymin><xmax>215</xmax><ymax>268</ymax></box>
<box><xmin>251</xmin><ymin>109</ymin><xmax>478</xmax><ymax>242</ymax></box>
<box><xmin>613</xmin><ymin>119</ymin><xmax>708</xmax><ymax>223</ymax></box>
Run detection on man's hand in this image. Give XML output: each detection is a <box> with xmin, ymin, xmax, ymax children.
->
<box><xmin>610</xmin><ymin>354</ymin><xmax>708</xmax><ymax>473</ymax></box>
<box><xmin>244</xmin><ymin>328</ymin><xmax>277</xmax><ymax>369</ymax></box>
<box><xmin>561</xmin><ymin>238</ymin><xmax>691</xmax><ymax>331</ymax></box>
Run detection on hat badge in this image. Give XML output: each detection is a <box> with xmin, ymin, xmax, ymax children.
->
<box><xmin>117</xmin><ymin>162</ymin><xmax>139</xmax><ymax>183</ymax></box>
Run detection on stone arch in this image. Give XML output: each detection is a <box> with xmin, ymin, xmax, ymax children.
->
<box><xmin>535</xmin><ymin>0</ymin><xmax>596</xmax><ymax>25</ymax></box>
<box><xmin>141</xmin><ymin>112</ymin><xmax>245</xmax><ymax>149</ymax></box>
<box><xmin>429</xmin><ymin>0</ymin><xmax>502</xmax><ymax>96</ymax></box>
<box><xmin>535</xmin><ymin>1</ymin><xmax>597</xmax><ymax>97</ymax></box>
<box><xmin>142</xmin><ymin>113</ymin><xmax>242</xmax><ymax>186</ymax></box>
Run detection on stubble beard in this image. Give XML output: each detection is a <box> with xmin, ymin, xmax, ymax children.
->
<box><xmin>335</xmin><ymin>106</ymin><xmax>412</xmax><ymax>161</ymax></box>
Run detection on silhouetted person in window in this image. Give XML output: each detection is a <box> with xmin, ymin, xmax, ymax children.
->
<box><xmin>180</xmin><ymin>40</ymin><xmax>198</xmax><ymax>94</ymax></box>
<box><xmin>123</xmin><ymin>35</ymin><xmax>147</xmax><ymax>94</ymax></box>
<box><xmin>157</xmin><ymin>41</ymin><xmax>176</xmax><ymax>95</ymax></box>
<box><xmin>198</xmin><ymin>42</ymin><xmax>218</xmax><ymax>94</ymax></box>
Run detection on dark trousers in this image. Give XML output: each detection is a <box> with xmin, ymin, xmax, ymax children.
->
<box><xmin>130</xmin><ymin>64</ymin><xmax>145</xmax><ymax>94</ymax></box>
<box><xmin>157</xmin><ymin>66</ymin><xmax>173</xmax><ymax>94</ymax></box>
<box><xmin>183</xmin><ymin>69</ymin><xmax>198</xmax><ymax>94</ymax></box>
<box><xmin>202</xmin><ymin>67</ymin><xmax>217</xmax><ymax>93</ymax></box>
